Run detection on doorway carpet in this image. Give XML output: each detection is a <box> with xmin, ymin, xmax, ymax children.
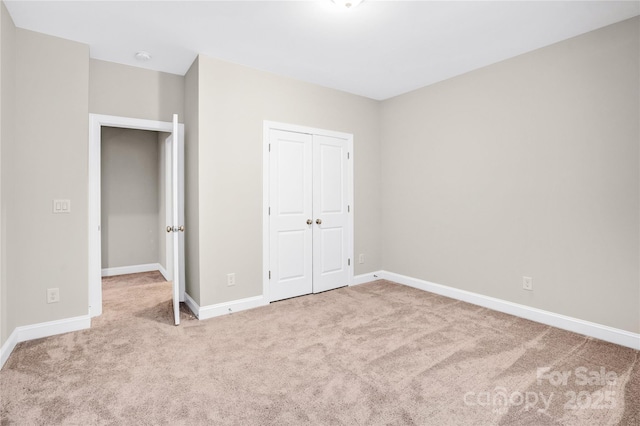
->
<box><xmin>1</xmin><ymin>273</ymin><xmax>638</xmax><ymax>425</ymax></box>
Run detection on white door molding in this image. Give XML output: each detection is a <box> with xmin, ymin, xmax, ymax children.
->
<box><xmin>88</xmin><ymin>114</ymin><xmax>184</xmax><ymax>318</ymax></box>
<box><xmin>263</xmin><ymin>121</ymin><xmax>354</xmax><ymax>303</ymax></box>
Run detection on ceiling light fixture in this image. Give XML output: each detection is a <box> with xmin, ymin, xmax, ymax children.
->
<box><xmin>134</xmin><ymin>51</ymin><xmax>152</xmax><ymax>62</ymax></box>
<box><xmin>332</xmin><ymin>0</ymin><xmax>364</xmax><ymax>10</ymax></box>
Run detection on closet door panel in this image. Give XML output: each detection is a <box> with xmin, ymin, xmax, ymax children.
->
<box><xmin>269</xmin><ymin>130</ymin><xmax>313</xmax><ymax>301</ymax></box>
<box><xmin>312</xmin><ymin>135</ymin><xmax>350</xmax><ymax>293</ymax></box>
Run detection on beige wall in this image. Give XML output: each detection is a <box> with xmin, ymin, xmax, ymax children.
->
<box><xmin>0</xmin><ymin>11</ymin><xmax>635</xmax><ymax>351</ymax></box>
<box><xmin>188</xmin><ymin>55</ymin><xmax>381</xmax><ymax>306</ymax></box>
<box><xmin>89</xmin><ymin>59</ymin><xmax>184</xmax><ymax>278</ymax></box>
<box><xmin>380</xmin><ymin>17</ymin><xmax>640</xmax><ymax>333</ymax></box>
<box><xmin>184</xmin><ymin>58</ymin><xmax>200</xmax><ymax>302</ymax></box>
<box><xmin>0</xmin><ymin>34</ymin><xmax>183</xmax><ymax>347</ymax></box>
<box><xmin>89</xmin><ymin>59</ymin><xmax>184</xmax><ymax>122</ymax></box>
<box><xmin>101</xmin><ymin>127</ymin><xmax>161</xmax><ymax>269</ymax></box>
<box><xmin>0</xmin><ymin>1</ymin><xmax>16</xmax><ymax>347</ymax></box>
<box><xmin>6</xmin><ymin>29</ymin><xmax>89</xmax><ymax>328</ymax></box>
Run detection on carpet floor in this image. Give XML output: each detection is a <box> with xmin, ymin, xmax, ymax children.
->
<box><xmin>0</xmin><ymin>272</ymin><xmax>638</xmax><ymax>425</ymax></box>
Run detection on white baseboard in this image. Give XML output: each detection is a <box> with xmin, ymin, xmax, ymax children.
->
<box><xmin>157</xmin><ymin>264</ymin><xmax>170</xmax><ymax>281</ymax></box>
<box><xmin>351</xmin><ymin>271</ymin><xmax>384</xmax><ymax>286</ymax></box>
<box><xmin>184</xmin><ymin>293</ymin><xmax>200</xmax><ymax>318</ymax></box>
<box><xmin>185</xmin><ymin>293</ymin><xmax>268</xmax><ymax>321</ymax></box>
<box><xmin>101</xmin><ymin>263</ymin><xmax>162</xmax><ymax>277</ymax></box>
<box><xmin>0</xmin><ymin>328</ymin><xmax>18</xmax><ymax>370</ymax></box>
<box><xmin>5</xmin><ymin>272</ymin><xmax>635</xmax><ymax>370</ymax></box>
<box><xmin>0</xmin><ymin>315</ymin><xmax>91</xmax><ymax>370</ymax></box>
<box><xmin>378</xmin><ymin>271</ymin><xmax>640</xmax><ymax>351</ymax></box>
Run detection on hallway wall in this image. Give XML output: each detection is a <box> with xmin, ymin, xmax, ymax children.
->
<box><xmin>89</xmin><ymin>59</ymin><xmax>184</xmax><ymax>123</ymax></box>
<box><xmin>101</xmin><ymin>127</ymin><xmax>161</xmax><ymax>271</ymax></box>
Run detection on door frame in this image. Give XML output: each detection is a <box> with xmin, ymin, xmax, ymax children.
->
<box><xmin>88</xmin><ymin>114</ymin><xmax>185</xmax><ymax>318</ymax></box>
<box><xmin>262</xmin><ymin>121</ymin><xmax>354</xmax><ymax>302</ymax></box>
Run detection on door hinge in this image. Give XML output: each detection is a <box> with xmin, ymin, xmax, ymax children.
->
<box><xmin>269</xmin><ymin>144</ymin><xmax>271</xmax><ymax>152</ymax></box>
<box><xmin>348</xmin><ymin>258</ymin><xmax>351</xmax><ymax>266</ymax></box>
<box><xmin>347</xmin><ymin>205</ymin><xmax>350</xmax><ymax>213</ymax></box>
<box><xmin>347</xmin><ymin>152</ymin><xmax>350</xmax><ymax>159</ymax></box>
<box><xmin>268</xmin><ymin>207</ymin><xmax>271</xmax><ymax>215</ymax></box>
<box><xmin>269</xmin><ymin>270</ymin><xmax>271</xmax><ymax>279</ymax></box>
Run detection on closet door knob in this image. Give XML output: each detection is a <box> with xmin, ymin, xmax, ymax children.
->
<box><xmin>306</xmin><ymin>219</ymin><xmax>313</xmax><ymax>225</ymax></box>
<box><xmin>166</xmin><ymin>226</ymin><xmax>173</xmax><ymax>233</ymax></box>
<box><xmin>316</xmin><ymin>219</ymin><xmax>322</xmax><ymax>225</ymax></box>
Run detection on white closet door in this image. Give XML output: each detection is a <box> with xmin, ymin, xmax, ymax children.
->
<box><xmin>269</xmin><ymin>129</ymin><xmax>313</xmax><ymax>302</ymax></box>
<box><xmin>312</xmin><ymin>135</ymin><xmax>350</xmax><ymax>293</ymax></box>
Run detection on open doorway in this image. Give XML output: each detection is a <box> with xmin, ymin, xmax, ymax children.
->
<box><xmin>100</xmin><ymin>127</ymin><xmax>170</xmax><ymax>280</ymax></box>
<box><xmin>88</xmin><ymin>114</ymin><xmax>185</xmax><ymax>324</ymax></box>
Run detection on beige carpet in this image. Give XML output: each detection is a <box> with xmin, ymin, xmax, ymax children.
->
<box><xmin>1</xmin><ymin>272</ymin><xmax>638</xmax><ymax>425</ymax></box>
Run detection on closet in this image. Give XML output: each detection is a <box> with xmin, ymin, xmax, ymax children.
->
<box><xmin>267</xmin><ymin>125</ymin><xmax>353</xmax><ymax>302</ymax></box>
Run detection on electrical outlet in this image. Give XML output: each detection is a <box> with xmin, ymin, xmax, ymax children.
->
<box><xmin>47</xmin><ymin>288</ymin><xmax>60</xmax><ymax>303</ymax></box>
<box><xmin>522</xmin><ymin>276</ymin><xmax>533</xmax><ymax>291</ymax></box>
<box><xmin>358</xmin><ymin>254</ymin><xmax>365</xmax><ymax>264</ymax></box>
<box><xmin>227</xmin><ymin>273</ymin><xmax>236</xmax><ymax>287</ymax></box>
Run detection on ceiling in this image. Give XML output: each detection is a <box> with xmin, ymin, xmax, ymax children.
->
<box><xmin>5</xmin><ymin>1</ymin><xmax>639</xmax><ymax>100</ymax></box>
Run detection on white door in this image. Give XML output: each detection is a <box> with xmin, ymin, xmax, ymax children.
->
<box><xmin>268</xmin><ymin>127</ymin><xmax>351</xmax><ymax>302</ymax></box>
<box><xmin>166</xmin><ymin>113</ymin><xmax>184</xmax><ymax>325</ymax></box>
<box><xmin>312</xmin><ymin>135</ymin><xmax>350</xmax><ymax>293</ymax></box>
<box><xmin>269</xmin><ymin>129</ymin><xmax>314</xmax><ymax>301</ymax></box>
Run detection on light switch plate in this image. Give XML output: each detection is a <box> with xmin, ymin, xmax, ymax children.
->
<box><xmin>53</xmin><ymin>199</ymin><xmax>71</xmax><ymax>214</ymax></box>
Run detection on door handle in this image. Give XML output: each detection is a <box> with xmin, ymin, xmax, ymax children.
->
<box><xmin>316</xmin><ymin>219</ymin><xmax>322</xmax><ymax>225</ymax></box>
<box><xmin>166</xmin><ymin>226</ymin><xmax>173</xmax><ymax>233</ymax></box>
<box><xmin>178</xmin><ymin>225</ymin><xmax>185</xmax><ymax>232</ymax></box>
<box><xmin>306</xmin><ymin>219</ymin><xmax>313</xmax><ymax>225</ymax></box>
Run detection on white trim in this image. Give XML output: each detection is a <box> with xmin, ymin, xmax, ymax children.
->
<box><xmin>0</xmin><ymin>328</ymin><xmax>18</xmax><ymax>369</ymax></box>
<box><xmin>184</xmin><ymin>293</ymin><xmax>200</xmax><ymax>319</ymax></box>
<box><xmin>14</xmin><ymin>315</ymin><xmax>90</xmax><ymax>342</ymax></box>
<box><xmin>262</xmin><ymin>121</ymin><xmax>354</xmax><ymax>302</ymax></box>
<box><xmin>262</xmin><ymin>122</ymin><xmax>270</xmax><ymax>301</ymax></box>
<box><xmin>351</xmin><ymin>271</ymin><xmax>383</xmax><ymax>286</ymax></box>
<box><xmin>346</xmin><ymin>137</ymin><xmax>354</xmax><ymax>287</ymax></box>
<box><xmin>90</xmin><ymin>114</ymin><xmax>174</xmax><ymax>133</ymax></box>
<box><xmin>264</xmin><ymin>121</ymin><xmax>354</xmax><ymax>140</ymax></box>
<box><xmin>4</xmin><ymin>271</ymin><xmax>631</xmax><ymax>370</ymax></box>
<box><xmin>88</xmin><ymin>114</ymin><xmax>102</xmax><ymax>317</ymax></box>
<box><xmin>101</xmin><ymin>263</ymin><xmax>164</xmax><ymax>277</ymax></box>
<box><xmin>185</xmin><ymin>293</ymin><xmax>268</xmax><ymax>321</ymax></box>
<box><xmin>378</xmin><ymin>271</ymin><xmax>640</xmax><ymax>350</ymax></box>
<box><xmin>158</xmin><ymin>263</ymin><xmax>170</xmax><ymax>282</ymax></box>
<box><xmin>1</xmin><ymin>315</ymin><xmax>91</xmax><ymax>369</ymax></box>
<box><xmin>89</xmin><ymin>113</ymin><xmax>185</xmax><ymax>318</ymax></box>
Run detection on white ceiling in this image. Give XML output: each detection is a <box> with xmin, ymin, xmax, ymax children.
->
<box><xmin>5</xmin><ymin>1</ymin><xmax>639</xmax><ymax>100</ymax></box>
